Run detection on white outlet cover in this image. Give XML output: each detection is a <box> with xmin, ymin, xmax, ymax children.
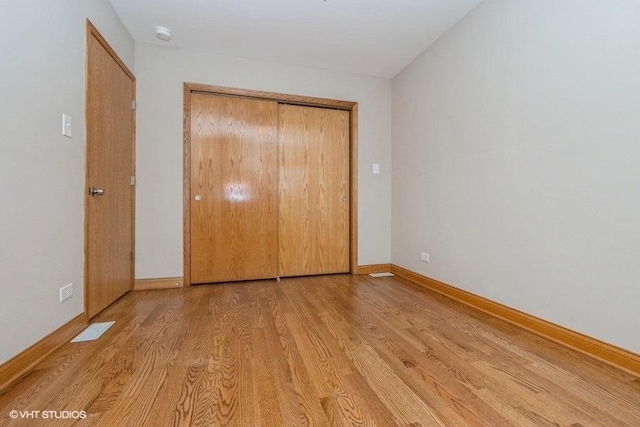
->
<box><xmin>59</xmin><ymin>283</ymin><xmax>73</xmax><ymax>302</ymax></box>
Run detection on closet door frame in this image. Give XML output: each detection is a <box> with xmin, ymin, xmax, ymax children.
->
<box><xmin>182</xmin><ymin>83</ymin><xmax>358</xmax><ymax>286</ymax></box>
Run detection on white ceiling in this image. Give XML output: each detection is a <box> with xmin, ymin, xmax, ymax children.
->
<box><xmin>108</xmin><ymin>0</ymin><xmax>482</xmax><ymax>79</ymax></box>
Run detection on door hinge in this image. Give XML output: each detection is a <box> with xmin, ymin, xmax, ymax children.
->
<box><xmin>130</xmin><ymin>175</ymin><xmax>136</xmax><ymax>186</ymax></box>
<box><xmin>131</xmin><ymin>100</ymin><xmax>136</xmax><ymax>110</ymax></box>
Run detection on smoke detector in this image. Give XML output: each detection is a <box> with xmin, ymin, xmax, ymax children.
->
<box><xmin>155</xmin><ymin>26</ymin><xmax>172</xmax><ymax>41</ymax></box>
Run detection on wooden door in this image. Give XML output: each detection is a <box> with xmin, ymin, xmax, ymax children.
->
<box><xmin>278</xmin><ymin>104</ymin><xmax>350</xmax><ymax>276</ymax></box>
<box><xmin>190</xmin><ymin>94</ymin><xmax>278</xmax><ymax>283</ymax></box>
<box><xmin>85</xmin><ymin>23</ymin><xmax>135</xmax><ymax>318</ymax></box>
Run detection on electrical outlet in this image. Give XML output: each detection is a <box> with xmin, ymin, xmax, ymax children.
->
<box><xmin>60</xmin><ymin>283</ymin><xmax>73</xmax><ymax>302</ymax></box>
<box><xmin>420</xmin><ymin>252</ymin><xmax>430</xmax><ymax>262</ymax></box>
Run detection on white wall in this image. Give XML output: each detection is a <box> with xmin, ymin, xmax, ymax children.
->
<box><xmin>135</xmin><ymin>44</ymin><xmax>392</xmax><ymax>279</ymax></box>
<box><xmin>0</xmin><ymin>0</ymin><xmax>134</xmax><ymax>363</ymax></box>
<box><xmin>392</xmin><ymin>0</ymin><xmax>640</xmax><ymax>352</ymax></box>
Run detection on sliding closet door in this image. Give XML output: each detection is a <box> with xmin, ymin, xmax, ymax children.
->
<box><xmin>190</xmin><ymin>94</ymin><xmax>278</xmax><ymax>283</ymax></box>
<box><xmin>278</xmin><ymin>104</ymin><xmax>350</xmax><ymax>277</ymax></box>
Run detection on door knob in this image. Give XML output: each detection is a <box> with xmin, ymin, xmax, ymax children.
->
<box><xmin>341</xmin><ymin>196</ymin><xmax>347</xmax><ymax>202</ymax></box>
<box><xmin>194</xmin><ymin>194</ymin><xmax>202</xmax><ymax>201</ymax></box>
<box><xmin>89</xmin><ymin>187</ymin><xmax>105</xmax><ymax>196</ymax></box>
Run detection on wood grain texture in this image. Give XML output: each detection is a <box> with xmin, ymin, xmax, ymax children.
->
<box><xmin>133</xmin><ymin>277</ymin><xmax>184</xmax><ymax>291</ymax></box>
<box><xmin>190</xmin><ymin>94</ymin><xmax>279</xmax><ymax>283</ymax></box>
<box><xmin>0</xmin><ymin>315</ymin><xmax>85</xmax><ymax>393</ymax></box>
<box><xmin>183</xmin><ymin>84</ymin><xmax>192</xmax><ymax>287</ymax></box>
<box><xmin>86</xmin><ymin>21</ymin><xmax>135</xmax><ymax>81</ymax></box>
<box><xmin>85</xmin><ymin>22</ymin><xmax>135</xmax><ymax>318</ymax></box>
<box><xmin>183</xmin><ymin>84</ymin><xmax>359</xmax><ymax>284</ymax></box>
<box><xmin>390</xmin><ymin>264</ymin><xmax>640</xmax><ymax>377</ymax></box>
<box><xmin>185</xmin><ymin>83</ymin><xmax>356</xmax><ymax>110</ymax></box>
<box><xmin>1</xmin><ymin>275</ymin><xmax>639</xmax><ymax>426</ymax></box>
<box><xmin>356</xmin><ymin>264</ymin><xmax>392</xmax><ymax>274</ymax></box>
<box><xmin>278</xmin><ymin>104</ymin><xmax>350</xmax><ymax>277</ymax></box>
<box><xmin>349</xmin><ymin>104</ymin><xmax>359</xmax><ymax>274</ymax></box>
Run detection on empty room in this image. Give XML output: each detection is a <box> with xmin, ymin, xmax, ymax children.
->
<box><xmin>1</xmin><ymin>0</ymin><xmax>639</xmax><ymax>425</ymax></box>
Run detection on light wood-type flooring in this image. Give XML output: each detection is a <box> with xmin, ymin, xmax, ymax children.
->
<box><xmin>1</xmin><ymin>274</ymin><xmax>639</xmax><ymax>426</ymax></box>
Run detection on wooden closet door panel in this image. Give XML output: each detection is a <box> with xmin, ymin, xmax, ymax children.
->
<box><xmin>190</xmin><ymin>94</ymin><xmax>278</xmax><ymax>283</ymax></box>
<box><xmin>278</xmin><ymin>104</ymin><xmax>350</xmax><ymax>276</ymax></box>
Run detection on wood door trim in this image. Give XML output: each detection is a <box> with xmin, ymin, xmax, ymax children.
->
<box><xmin>390</xmin><ymin>264</ymin><xmax>640</xmax><ymax>377</ymax></box>
<box><xmin>183</xmin><ymin>83</ymin><xmax>359</xmax><ymax>286</ymax></box>
<box><xmin>0</xmin><ymin>314</ymin><xmax>86</xmax><ymax>393</ymax></box>
<box><xmin>356</xmin><ymin>264</ymin><xmax>391</xmax><ymax>275</ymax></box>
<box><xmin>134</xmin><ymin>277</ymin><xmax>184</xmax><ymax>291</ymax></box>
<box><xmin>350</xmin><ymin>104</ymin><xmax>359</xmax><ymax>274</ymax></box>
<box><xmin>183</xmin><ymin>84</ymin><xmax>192</xmax><ymax>287</ymax></box>
<box><xmin>84</xmin><ymin>20</ymin><xmax>136</xmax><ymax>319</ymax></box>
<box><xmin>185</xmin><ymin>83</ymin><xmax>356</xmax><ymax>110</ymax></box>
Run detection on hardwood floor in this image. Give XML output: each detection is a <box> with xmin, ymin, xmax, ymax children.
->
<box><xmin>1</xmin><ymin>274</ymin><xmax>639</xmax><ymax>426</ymax></box>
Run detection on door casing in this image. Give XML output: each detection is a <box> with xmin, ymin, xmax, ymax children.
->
<box><xmin>183</xmin><ymin>83</ymin><xmax>358</xmax><ymax>286</ymax></box>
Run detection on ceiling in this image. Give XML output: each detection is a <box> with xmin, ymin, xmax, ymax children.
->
<box><xmin>108</xmin><ymin>0</ymin><xmax>482</xmax><ymax>79</ymax></box>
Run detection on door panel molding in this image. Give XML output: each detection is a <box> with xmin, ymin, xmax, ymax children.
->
<box><xmin>183</xmin><ymin>83</ymin><xmax>358</xmax><ymax>286</ymax></box>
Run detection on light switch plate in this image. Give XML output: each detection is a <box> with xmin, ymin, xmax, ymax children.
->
<box><xmin>62</xmin><ymin>114</ymin><xmax>72</xmax><ymax>138</ymax></box>
<box><xmin>373</xmin><ymin>163</ymin><xmax>380</xmax><ymax>174</ymax></box>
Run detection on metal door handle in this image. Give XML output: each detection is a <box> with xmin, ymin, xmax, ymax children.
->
<box><xmin>89</xmin><ymin>187</ymin><xmax>105</xmax><ymax>196</ymax></box>
<box><xmin>341</xmin><ymin>196</ymin><xmax>347</xmax><ymax>202</ymax></box>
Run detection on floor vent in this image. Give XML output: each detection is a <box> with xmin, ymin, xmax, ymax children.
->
<box><xmin>71</xmin><ymin>321</ymin><xmax>115</xmax><ymax>342</ymax></box>
<box><xmin>369</xmin><ymin>272</ymin><xmax>395</xmax><ymax>277</ymax></box>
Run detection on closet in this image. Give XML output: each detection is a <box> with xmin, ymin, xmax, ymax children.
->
<box><xmin>185</xmin><ymin>86</ymin><xmax>354</xmax><ymax>285</ymax></box>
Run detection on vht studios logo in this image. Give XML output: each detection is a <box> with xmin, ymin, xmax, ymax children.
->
<box><xmin>9</xmin><ymin>410</ymin><xmax>87</xmax><ymax>419</ymax></box>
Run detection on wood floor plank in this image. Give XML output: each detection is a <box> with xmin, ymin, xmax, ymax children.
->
<box><xmin>150</xmin><ymin>287</ymin><xmax>212</xmax><ymax>425</ymax></box>
<box><xmin>1</xmin><ymin>275</ymin><xmax>639</xmax><ymax>426</ymax></box>
<box><xmin>471</xmin><ymin>334</ymin><xmax>636</xmax><ymax>426</ymax></box>
<box><xmin>255</xmin><ymin>285</ymin><xmax>329</xmax><ymax>425</ymax></box>
<box><xmin>309</xmin><ymin>282</ymin><xmax>495</xmax><ymax>426</ymax></box>
<box><xmin>252</xmin><ymin>324</ymin><xmax>286</xmax><ymax>426</ymax></box>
